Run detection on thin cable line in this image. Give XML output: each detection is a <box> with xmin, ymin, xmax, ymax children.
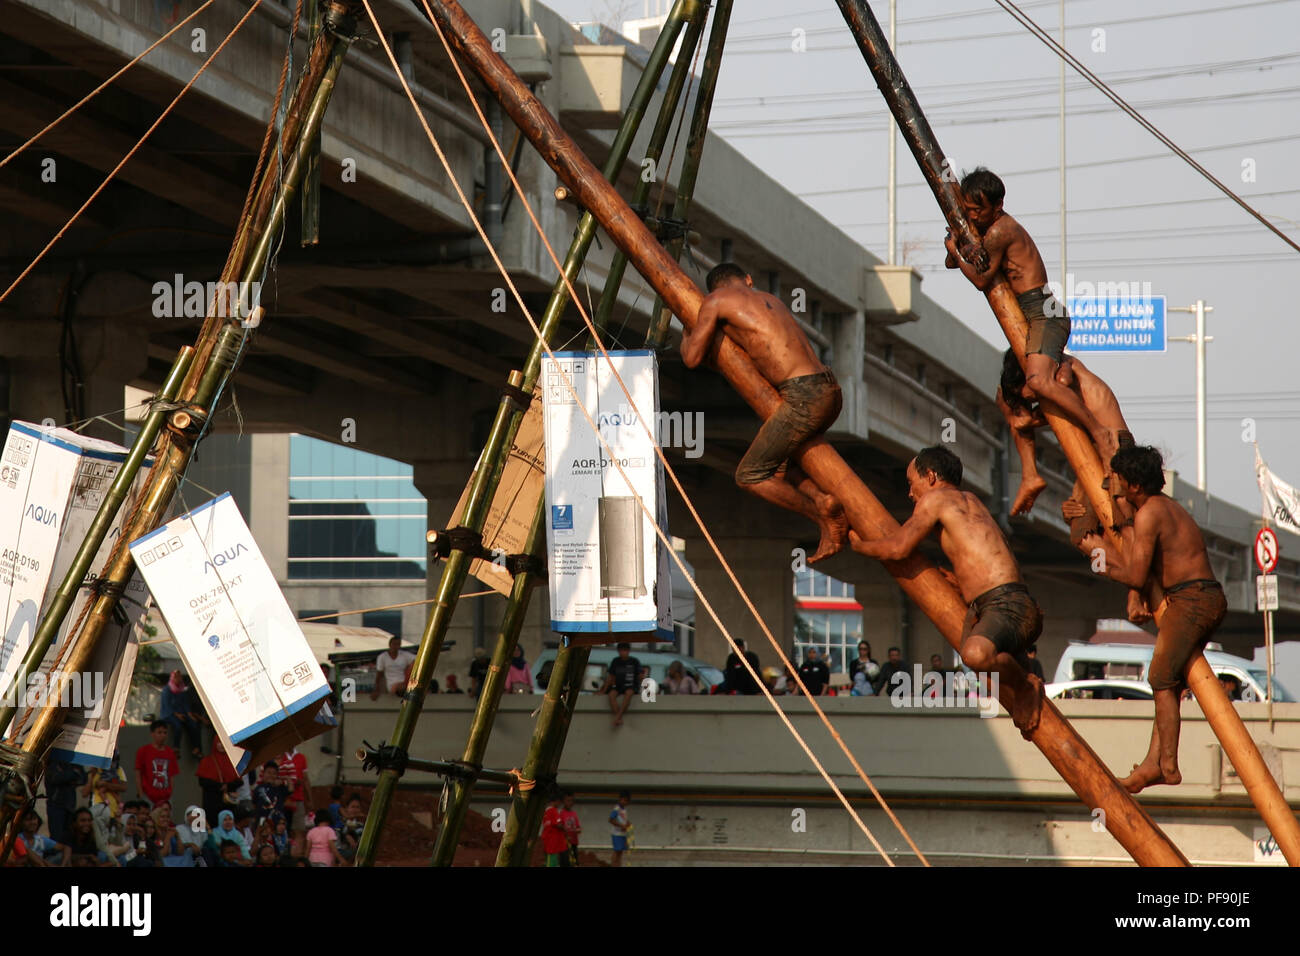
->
<box><xmin>990</xmin><ymin>0</ymin><xmax>1300</xmax><ymax>256</ymax></box>
<box><xmin>0</xmin><ymin>0</ymin><xmax>265</xmax><ymax>307</ymax></box>
<box><xmin>0</xmin><ymin>0</ymin><xmax>218</xmax><ymax>168</ymax></box>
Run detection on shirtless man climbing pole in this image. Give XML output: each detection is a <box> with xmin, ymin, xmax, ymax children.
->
<box><xmin>847</xmin><ymin>446</ymin><xmax>1045</xmax><ymax>736</ymax></box>
<box><xmin>944</xmin><ymin>167</ymin><xmax>1110</xmax><ymax>455</ymax></box>
<box><xmin>997</xmin><ymin>349</ymin><xmax>1153</xmax><ymax>624</ymax></box>
<box><xmin>682</xmin><ymin>262</ymin><xmax>846</xmax><ymax>563</ymax></box>
<box><xmin>1077</xmin><ymin>445</ymin><xmax>1227</xmax><ymax>794</ymax></box>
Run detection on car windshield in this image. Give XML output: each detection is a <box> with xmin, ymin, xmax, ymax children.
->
<box><xmin>1248</xmin><ymin>670</ymin><xmax>1294</xmax><ymax>702</ymax></box>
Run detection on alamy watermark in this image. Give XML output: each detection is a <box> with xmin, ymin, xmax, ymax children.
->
<box><xmin>1</xmin><ymin>669</ymin><xmax>104</xmax><ymax>718</ymax></box>
<box><xmin>151</xmin><ymin>274</ymin><xmax>261</xmax><ymax>325</ymax></box>
<box><xmin>597</xmin><ymin>404</ymin><xmax>703</xmax><ymax>459</ymax></box>
<box><xmin>886</xmin><ymin>666</ymin><xmax>1000</xmax><ymax>719</ymax></box>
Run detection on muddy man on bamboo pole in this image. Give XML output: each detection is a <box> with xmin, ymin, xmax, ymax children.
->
<box><xmin>1076</xmin><ymin>445</ymin><xmax>1228</xmax><ymax>794</ymax></box>
<box><xmin>944</xmin><ymin>168</ymin><xmax>1111</xmax><ymax>457</ymax></box>
<box><xmin>848</xmin><ymin>446</ymin><xmax>1046</xmax><ymax>737</ymax></box>
<box><xmin>680</xmin><ymin>263</ymin><xmax>848</xmax><ymax>563</ymax></box>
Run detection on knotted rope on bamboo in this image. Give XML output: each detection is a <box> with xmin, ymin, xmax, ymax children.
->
<box><xmin>148</xmin><ymin>398</ymin><xmax>209</xmax><ymax>444</ymax></box>
<box><xmin>358</xmin><ymin>740</ymin><xmax>408</xmax><ymax>777</ymax></box>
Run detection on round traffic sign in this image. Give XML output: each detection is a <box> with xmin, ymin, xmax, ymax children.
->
<box><xmin>1255</xmin><ymin>528</ymin><xmax>1280</xmax><ymax>573</ymax></box>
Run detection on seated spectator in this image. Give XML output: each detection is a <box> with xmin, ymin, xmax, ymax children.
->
<box><xmin>65</xmin><ymin>807</ymin><xmax>115</xmax><ymax>867</ymax></box>
<box><xmin>662</xmin><ymin>661</ymin><xmax>699</xmax><ymax>695</ymax></box>
<box><xmin>270</xmin><ymin>812</ymin><xmax>293</xmax><ymax>857</ymax></box>
<box><xmin>797</xmin><ymin>646</ymin><xmax>832</xmax><ymax>696</ymax></box>
<box><xmin>164</xmin><ymin>805</ymin><xmax>203</xmax><ymax>867</ymax></box>
<box><xmin>16</xmin><ymin>811</ymin><xmax>68</xmax><ymax>866</ymax></box>
<box><xmin>505</xmin><ymin>647</ymin><xmax>533</xmax><ymax>694</ymax></box>
<box><xmin>1220</xmin><ymin>674</ymin><xmax>1242</xmax><ymax>701</ymax></box>
<box><xmin>326</xmin><ymin>786</ymin><xmax>345</xmax><ymax>828</ymax></box>
<box><xmin>133</xmin><ymin>816</ymin><xmax>164</xmax><ymax>867</ymax></box>
<box><xmin>338</xmin><ymin>794</ymin><xmax>366</xmax><ymax>861</ymax></box>
<box><xmin>206</xmin><ymin>809</ymin><xmax>251</xmax><ymax>863</ymax></box>
<box><xmin>851</xmin><ymin>669</ymin><xmax>874</xmax><ymax>696</ymax></box>
<box><xmin>196</xmin><ymin>736</ymin><xmax>242</xmax><ymax>825</ymax></box>
<box><xmin>873</xmin><ymin>647</ymin><xmax>909</xmax><ymax>695</ymax></box>
<box><xmin>444</xmin><ymin>674</ymin><xmax>464</xmax><ymax>693</ymax></box>
<box><xmin>254</xmin><ymin>844</ymin><xmax>280</xmax><ymax>867</ymax></box>
<box><xmin>722</xmin><ymin>639</ymin><xmax>762</xmax><ymax>695</ymax></box>
<box><xmin>217</xmin><ymin>839</ymin><xmax>250</xmax><ymax>867</ymax></box>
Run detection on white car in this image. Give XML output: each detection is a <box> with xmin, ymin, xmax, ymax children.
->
<box><xmin>1045</xmin><ymin>679</ymin><xmax>1154</xmax><ymax>701</ymax></box>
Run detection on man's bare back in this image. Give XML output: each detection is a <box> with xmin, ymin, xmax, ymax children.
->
<box><xmin>685</xmin><ymin>285</ymin><xmax>822</xmax><ymax>384</ymax></box>
<box><xmin>1067</xmin><ymin>357</ymin><xmax>1129</xmax><ymax>440</ymax></box>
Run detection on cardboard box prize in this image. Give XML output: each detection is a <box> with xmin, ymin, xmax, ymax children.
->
<box><xmin>129</xmin><ymin>492</ymin><xmax>332</xmax><ymax>771</ymax></box>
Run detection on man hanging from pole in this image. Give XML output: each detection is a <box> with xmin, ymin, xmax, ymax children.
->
<box><xmin>996</xmin><ymin>348</ymin><xmax>1155</xmax><ymax>624</ymax></box>
<box><xmin>944</xmin><ymin>168</ymin><xmax>1111</xmax><ymax>456</ymax></box>
<box><xmin>681</xmin><ymin>263</ymin><xmax>847</xmax><ymax>563</ymax></box>
<box><xmin>847</xmin><ymin>446</ymin><xmax>1045</xmax><ymax>737</ymax></box>
<box><xmin>1076</xmin><ymin>444</ymin><xmax>1227</xmax><ymax>793</ymax></box>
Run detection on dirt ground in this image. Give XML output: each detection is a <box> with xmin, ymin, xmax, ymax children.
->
<box><xmin>313</xmin><ymin>785</ymin><xmax>608</xmax><ymax>867</ymax></box>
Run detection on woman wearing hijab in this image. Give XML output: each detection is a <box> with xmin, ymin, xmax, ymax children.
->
<box><xmin>167</xmin><ymin>805</ymin><xmax>205</xmax><ymax>867</ymax></box>
<box><xmin>160</xmin><ymin>671</ymin><xmax>202</xmax><ymax>757</ymax></box>
<box><xmin>206</xmin><ymin>809</ymin><xmax>251</xmax><ymax>863</ymax></box>
<box><xmin>505</xmin><ymin>647</ymin><xmax>533</xmax><ymax>694</ymax></box>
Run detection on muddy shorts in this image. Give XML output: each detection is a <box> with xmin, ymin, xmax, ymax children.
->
<box><xmin>1018</xmin><ymin>287</ymin><xmax>1071</xmax><ymax>364</ymax></box>
<box><xmin>1149</xmin><ymin>579</ymin><xmax>1227</xmax><ymax>691</ymax></box>
<box><xmin>962</xmin><ymin>582</ymin><xmax>1043</xmax><ymax>658</ymax></box>
<box><xmin>736</xmin><ymin>370</ymin><xmax>842</xmax><ymax>484</ymax></box>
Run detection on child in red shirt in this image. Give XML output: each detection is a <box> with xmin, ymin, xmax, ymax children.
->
<box><xmin>560</xmin><ymin>790</ymin><xmax>582</xmax><ymax>867</ymax></box>
<box><xmin>541</xmin><ymin>793</ymin><xmax>570</xmax><ymax>867</ymax></box>
<box><xmin>135</xmin><ymin>720</ymin><xmax>179</xmax><ymax>808</ymax></box>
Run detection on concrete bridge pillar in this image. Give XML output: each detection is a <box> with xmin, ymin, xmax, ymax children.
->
<box><xmin>682</xmin><ymin>534</ymin><xmax>798</xmax><ymax>674</ymax></box>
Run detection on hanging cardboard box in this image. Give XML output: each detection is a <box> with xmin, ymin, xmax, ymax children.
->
<box><xmin>128</xmin><ymin>492</ymin><xmax>333</xmax><ymax>771</ymax></box>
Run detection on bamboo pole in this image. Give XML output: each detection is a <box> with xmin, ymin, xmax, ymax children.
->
<box><xmin>493</xmin><ymin>1</ymin><xmax>736</xmax><ymax>868</ymax></box>
<box><xmin>417</xmin><ymin>0</ymin><xmax>1188</xmax><ymax>866</ymax></box>
<box><xmin>646</xmin><ymin>0</ymin><xmax>734</xmax><ymax>347</ymax></box>
<box><xmin>428</xmin><ymin>503</ymin><xmax>544</xmax><ymax>865</ymax></box>
<box><xmin>832</xmin><ymin>0</ymin><xmax>987</xmax><ymax>272</ymax></box>
<box><xmin>301</xmin><ymin>0</ymin><xmax>324</xmax><ymax>247</ymax></box>
<box><xmin>437</xmin><ymin>0</ymin><xmax>714</xmax><ymax>867</ymax></box>
<box><xmin>592</xmin><ymin>3</ymin><xmax>708</xmax><ymax>332</ymax></box>
<box><xmin>496</xmin><ymin>644</ymin><xmax>590</xmax><ymax>866</ymax></box>
<box><xmin>0</xmin><ymin>7</ymin><xmax>360</xmax><ymax>855</ymax></box>
<box><xmin>831</xmin><ymin>0</ymin><xmax>1299</xmax><ymax>865</ymax></box>
<box><xmin>353</xmin><ymin>0</ymin><xmax>700</xmax><ymax>866</ymax></box>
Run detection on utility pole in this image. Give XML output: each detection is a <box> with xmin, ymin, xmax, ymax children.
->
<box><xmin>1169</xmin><ymin>300</ymin><xmax>1214</xmax><ymax>492</ymax></box>
<box><xmin>1058</xmin><ymin>0</ymin><xmax>1066</xmax><ymax>286</ymax></box>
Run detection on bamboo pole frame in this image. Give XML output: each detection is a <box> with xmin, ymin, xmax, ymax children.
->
<box><xmin>353</xmin><ymin>0</ymin><xmax>703</xmax><ymax>866</ymax></box>
<box><xmin>417</xmin><ymin>0</ymin><xmax>1190</xmax><ymax>867</ymax></box>
<box><xmin>0</xmin><ymin>5</ymin><xmax>361</xmax><ymax>855</ymax></box>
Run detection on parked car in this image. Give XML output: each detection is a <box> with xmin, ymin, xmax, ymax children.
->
<box><xmin>1052</xmin><ymin>641</ymin><xmax>1293</xmax><ymax>703</ymax></box>
<box><xmin>531</xmin><ymin>647</ymin><xmax>724</xmax><ymax>694</ymax></box>
<box><xmin>1045</xmin><ymin>679</ymin><xmax>1153</xmax><ymax>701</ymax></box>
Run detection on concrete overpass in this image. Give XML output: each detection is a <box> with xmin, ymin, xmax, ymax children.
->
<box><xmin>2</xmin><ymin>0</ymin><xmax>1297</xmax><ymax>688</ymax></box>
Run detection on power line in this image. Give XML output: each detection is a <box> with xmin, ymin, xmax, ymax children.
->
<box><xmin>723</xmin><ymin>0</ymin><xmax>1297</xmax><ymax>51</ymax></box>
<box><xmin>989</xmin><ymin>0</ymin><xmax>1300</xmax><ymax>256</ymax></box>
<box><xmin>795</xmin><ymin>131</ymin><xmax>1300</xmax><ymax>197</ymax></box>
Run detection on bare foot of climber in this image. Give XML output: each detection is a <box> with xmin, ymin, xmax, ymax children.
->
<box><xmin>1010</xmin><ymin>673</ymin><xmax>1045</xmax><ymax>740</ymax></box>
<box><xmin>808</xmin><ymin>493</ymin><xmax>848</xmax><ymax>565</ymax></box>
<box><xmin>1011</xmin><ymin>476</ymin><xmax>1048</xmax><ymax>516</ymax></box>
<box><xmin>1120</xmin><ymin>759</ymin><xmax>1180</xmax><ymax>794</ymax></box>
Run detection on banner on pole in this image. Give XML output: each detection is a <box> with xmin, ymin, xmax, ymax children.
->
<box><xmin>1255</xmin><ymin>446</ymin><xmax>1300</xmax><ymax>536</ymax></box>
<box><xmin>542</xmin><ymin>351</ymin><xmax>672</xmax><ymax>642</ymax></box>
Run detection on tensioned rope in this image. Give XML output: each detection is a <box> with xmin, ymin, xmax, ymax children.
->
<box><xmin>992</xmin><ymin>0</ymin><xmax>1300</xmax><ymax>257</ymax></box>
<box><xmin>365</xmin><ymin>0</ymin><xmax>918</xmax><ymax>865</ymax></box>
<box><xmin>413</xmin><ymin>0</ymin><xmax>929</xmax><ymax>866</ymax></box>
<box><xmin>0</xmin><ymin>0</ymin><xmax>265</xmax><ymax>307</ymax></box>
<box><xmin>0</xmin><ymin>0</ymin><xmax>217</xmax><ymax>169</ymax></box>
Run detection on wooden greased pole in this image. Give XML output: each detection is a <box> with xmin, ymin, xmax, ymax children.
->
<box><xmin>421</xmin><ymin>0</ymin><xmax>1189</xmax><ymax>867</ymax></box>
<box><xmin>832</xmin><ymin>0</ymin><xmax>1298</xmax><ymax>866</ymax></box>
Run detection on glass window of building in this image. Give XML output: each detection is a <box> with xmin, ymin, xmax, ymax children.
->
<box><xmin>793</xmin><ymin>568</ymin><xmax>861</xmax><ymax>673</ymax></box>
<box><xmin>288</xmin><ymin>436</ymin><xmax>427</xmax><ymax>581</ymax></box>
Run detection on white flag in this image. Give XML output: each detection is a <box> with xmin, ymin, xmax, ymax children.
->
<box><xmin>1255</xmin><ymin>445</ymin><xmax>1300</xmax><ymax>535</ymax></box>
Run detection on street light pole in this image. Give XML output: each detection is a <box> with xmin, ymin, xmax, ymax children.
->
<box><xmin>887</xmin><ymin>0</ymin><xmax>897</xmax><ymax>265</ymax></box>
<box><xmin>1169</xmin><ymin>299</ymin><xmax>1214</xmax><ymax>492</ymax></box>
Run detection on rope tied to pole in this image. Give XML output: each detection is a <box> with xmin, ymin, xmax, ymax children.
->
<box><xmin>358</xmin><ymin>741</ymin><xmax>409</xmax><ymax>777</ymax></box>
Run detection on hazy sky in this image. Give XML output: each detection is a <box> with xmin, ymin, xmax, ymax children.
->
<box><xmin>540</xmin><ymin>0</ymin><xmax>1300</xmax><ymax>515</ymax></box>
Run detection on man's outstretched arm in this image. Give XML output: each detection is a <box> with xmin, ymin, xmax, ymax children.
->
<box><xmin>1079</xmin><ymin>507</ymin><xmax>1157</xmax><ymax>590</ymax></box>
<box><xmin>848</xmin><ymin>499</ymin><xmax>940</xmax><ymax>562</ymax></box>
<box><xmin>681</xmin><ymin>294</ymin><xmax>723</xmax><ymax>368</ymax></box>
<box><xmin>944</xmin><ymin>226</ymin><xmax>1007</xmax><ymax>291</ymax></box>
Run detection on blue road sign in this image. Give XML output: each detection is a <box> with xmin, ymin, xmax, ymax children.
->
<box><xmin>1065</xmin><ymin>295</ymin><xmax>1166</xmax><ymax>352</ymax></box>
